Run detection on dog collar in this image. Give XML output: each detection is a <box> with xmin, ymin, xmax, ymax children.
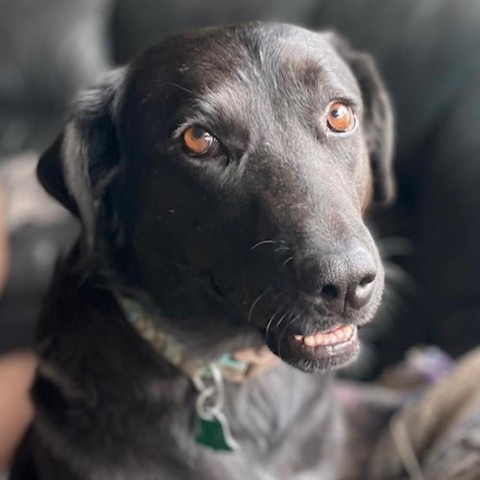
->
<box><xmin>119</xmin><ymin>297</ymin><xmax>279</xmax><ymax>451</ymax></box>
<box><xmin>119</xmin><ymin>297</ymin><xmax>278</xmax><ymax>383</ymax></box>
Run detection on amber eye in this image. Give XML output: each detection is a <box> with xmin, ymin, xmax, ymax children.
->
<box><xmin>326</xmin><ymin>102</ymin><xmax>355</xmax><ymax>133</ymax></box>
<box><xmin>182</xmin><ymin>126</ymin><xmax>218</xmax><ymax>157</ymax></box>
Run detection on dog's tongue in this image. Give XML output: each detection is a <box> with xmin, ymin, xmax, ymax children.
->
<box><xmin>293</xmin><ymin>324</ymin><xmax>355</xmax><ymax>348</ymax></box>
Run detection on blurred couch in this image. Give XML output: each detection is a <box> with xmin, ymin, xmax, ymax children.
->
<box><xmin>0</xmin><ymin>0</ymin><xmax>113</xmax><ymax>351</ymax></box>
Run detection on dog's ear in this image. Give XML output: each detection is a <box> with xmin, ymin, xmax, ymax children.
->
<box><xmin>330</xmin><ymin>35</ymin><xmax>395</xmax><ymax>203</ymax></box>
<box><xmin>37</xmin><ymin>68</ymin><xmax>126</xmax><ymax>249</ymax></box>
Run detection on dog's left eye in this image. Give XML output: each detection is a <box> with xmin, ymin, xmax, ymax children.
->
<box><xmin>326</xmin><ymin>102</ymin><xmax>355</xmax><ymax>133</ymax></box>
<box><xmin>182</xmin><ymin>126</ymin><xmax>220</xmax><ymax>157</ymax></box>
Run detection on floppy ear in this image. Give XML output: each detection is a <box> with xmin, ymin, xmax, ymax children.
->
<box><xmin>330</xmin><ymin>35</ymin><xmax>395</xmax><ymax>203</ymax></box>
<box><xmin>37</xmin><ymin>68</ymin><xmax>126</xmax><ymax>249</ymax></box>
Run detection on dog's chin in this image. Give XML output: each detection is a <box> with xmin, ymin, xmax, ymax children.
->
<box><xmin>265</xmin><ymin>323</ymin><xmax>361</xmax><ymax>373</ymax></box>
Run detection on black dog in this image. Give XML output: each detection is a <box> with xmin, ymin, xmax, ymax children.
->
<box><xmin>11</xmin><ymin>22</ymin><xmax>393</xmax><ymax>479</ymax></box>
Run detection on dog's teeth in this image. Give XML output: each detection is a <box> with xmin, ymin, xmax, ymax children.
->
<box><xmin>303</xmin><ymin>335</ymin><xmax>316</xmax><ymax>347</ymax></box>
<box><xmin>332</xmin><ymin>331</ymin><xmax>342</xmax><ymax>341</ymax></box>
<box><xmin>298</xmin><ymin>325</ymin><xmax>355</xmax><ymax>348</ymax></box>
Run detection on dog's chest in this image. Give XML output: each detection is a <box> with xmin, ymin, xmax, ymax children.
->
<box><xmin>168</xmin><ymin>368</ymin><xmax>342</xmax><ymax>480</ymax></box>
<box><xmin>73</xmin><ymin>368</ymin><xmax>339</xmax><ymax>479</ymax></box>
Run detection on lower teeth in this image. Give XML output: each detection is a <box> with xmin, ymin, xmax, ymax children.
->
<box><xmin>294</xmin><ymin>325</ymin><xmax>355</xmax><ymax>348</ymax></box>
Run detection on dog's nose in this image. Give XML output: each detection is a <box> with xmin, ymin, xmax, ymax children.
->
<box><xmin>297</xmin><ymin>247</ymin><xmax>377</xmax><ymax>312</ymax></box>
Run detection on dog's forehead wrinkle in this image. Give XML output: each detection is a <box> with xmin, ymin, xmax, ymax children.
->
<box><xmin>252</xmin><ymin>28</ymin><xmax>362</xmax><ymax>104</ymax></box>
<box><xmin>182</xmin><ymin>80</ymin><xmax>279</xmax><ymax>149</ymax></box>
<box><xmin>198</xmin><ymin>82</ymin><xmax>256</xmax><ymax>120</ymax></box>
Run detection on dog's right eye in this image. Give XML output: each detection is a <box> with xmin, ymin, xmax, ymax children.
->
<box><xmin>182</xmin><ymin>126</ymin><xmax>220</xmax><ymax>157</ymax></box>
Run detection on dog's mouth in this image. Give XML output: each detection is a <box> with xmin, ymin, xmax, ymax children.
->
<box><xmin>206</xmin><ymin>271</ymin><xmax>366</xmax><ymax>372</ymax></box>
<box><xmin>266</xmin><ymin>323</ymin><xmax>360</xmax><ymax>372</ymax></box>
<box><xmin>291</xmin><ymin>324</ymin><xmax>357</xmax><ymax>351</ymax></box>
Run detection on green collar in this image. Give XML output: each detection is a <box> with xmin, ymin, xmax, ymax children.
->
<box><xmin>120</xmin><ymin>297</ymin><xmax>279</xmax><ymax>382</ymax></box>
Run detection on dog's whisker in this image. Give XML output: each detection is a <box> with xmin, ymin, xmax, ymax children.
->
<box><xmin>274</xmin><ymin>309</ymin><xmax>290</xmax><ymax>329</ymax></box>
<box><xmin>264</xmin><ymin>308</ymin><xmax>282</xmax><ymax>339</ymax></box>
<box><xmin>278</xmin><ymin>313</ymin><xmax>296</xmax><ymax>359</ymax></box>
<box><xmin>267</xmin><ymin>309</ymin><xmax>289</xmax><ymax>342</ymax></box>
<box><xmin>251</xmin><ymin>240</ymin><xmax>277</xmax><ymax>251</ymax></box>
<box><xmin>164</xmin><ymin>81</ymin><xmax>196</xmax><ymax>96</ymax></box>
<box><xmin>282</xmin><ymin>256</ymin><xmax>294</xmax><ymax>267</ymax></box>
<box><xmin>248</xmin><ymin>291</ymin><xmax>267</xmax><ymax>323</ymax></box>
<box><xmin>286</xmin><ymin>312</ymin><xmax>297</xmax><ymax>331</ymax></box>
<box><xmin>274</xmin><ymin>246</ymin><xmax>291</xmax><ymax>253</ymax></box>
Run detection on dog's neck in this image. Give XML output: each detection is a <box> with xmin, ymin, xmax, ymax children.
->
<box><xmin>119</xmin><ymin>296</ymin><xmax>281</xmax><ymax>451</ymax></box>
<box><xmin>119</xmin><ymin>297</ymin><xmax>280</xmax><ymax>383</ymax></box>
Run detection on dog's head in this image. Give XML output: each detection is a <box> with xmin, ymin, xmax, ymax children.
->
<box><xmin>38</xmin><ymin>23</ymin><xmax>394</xmax><ymax>372</ymax></box>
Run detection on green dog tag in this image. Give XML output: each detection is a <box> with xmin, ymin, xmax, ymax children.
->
<box><xmin>195</xmin><ymin>413</ymin><xmax>239</xmax><ymax>452</ymax></box>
